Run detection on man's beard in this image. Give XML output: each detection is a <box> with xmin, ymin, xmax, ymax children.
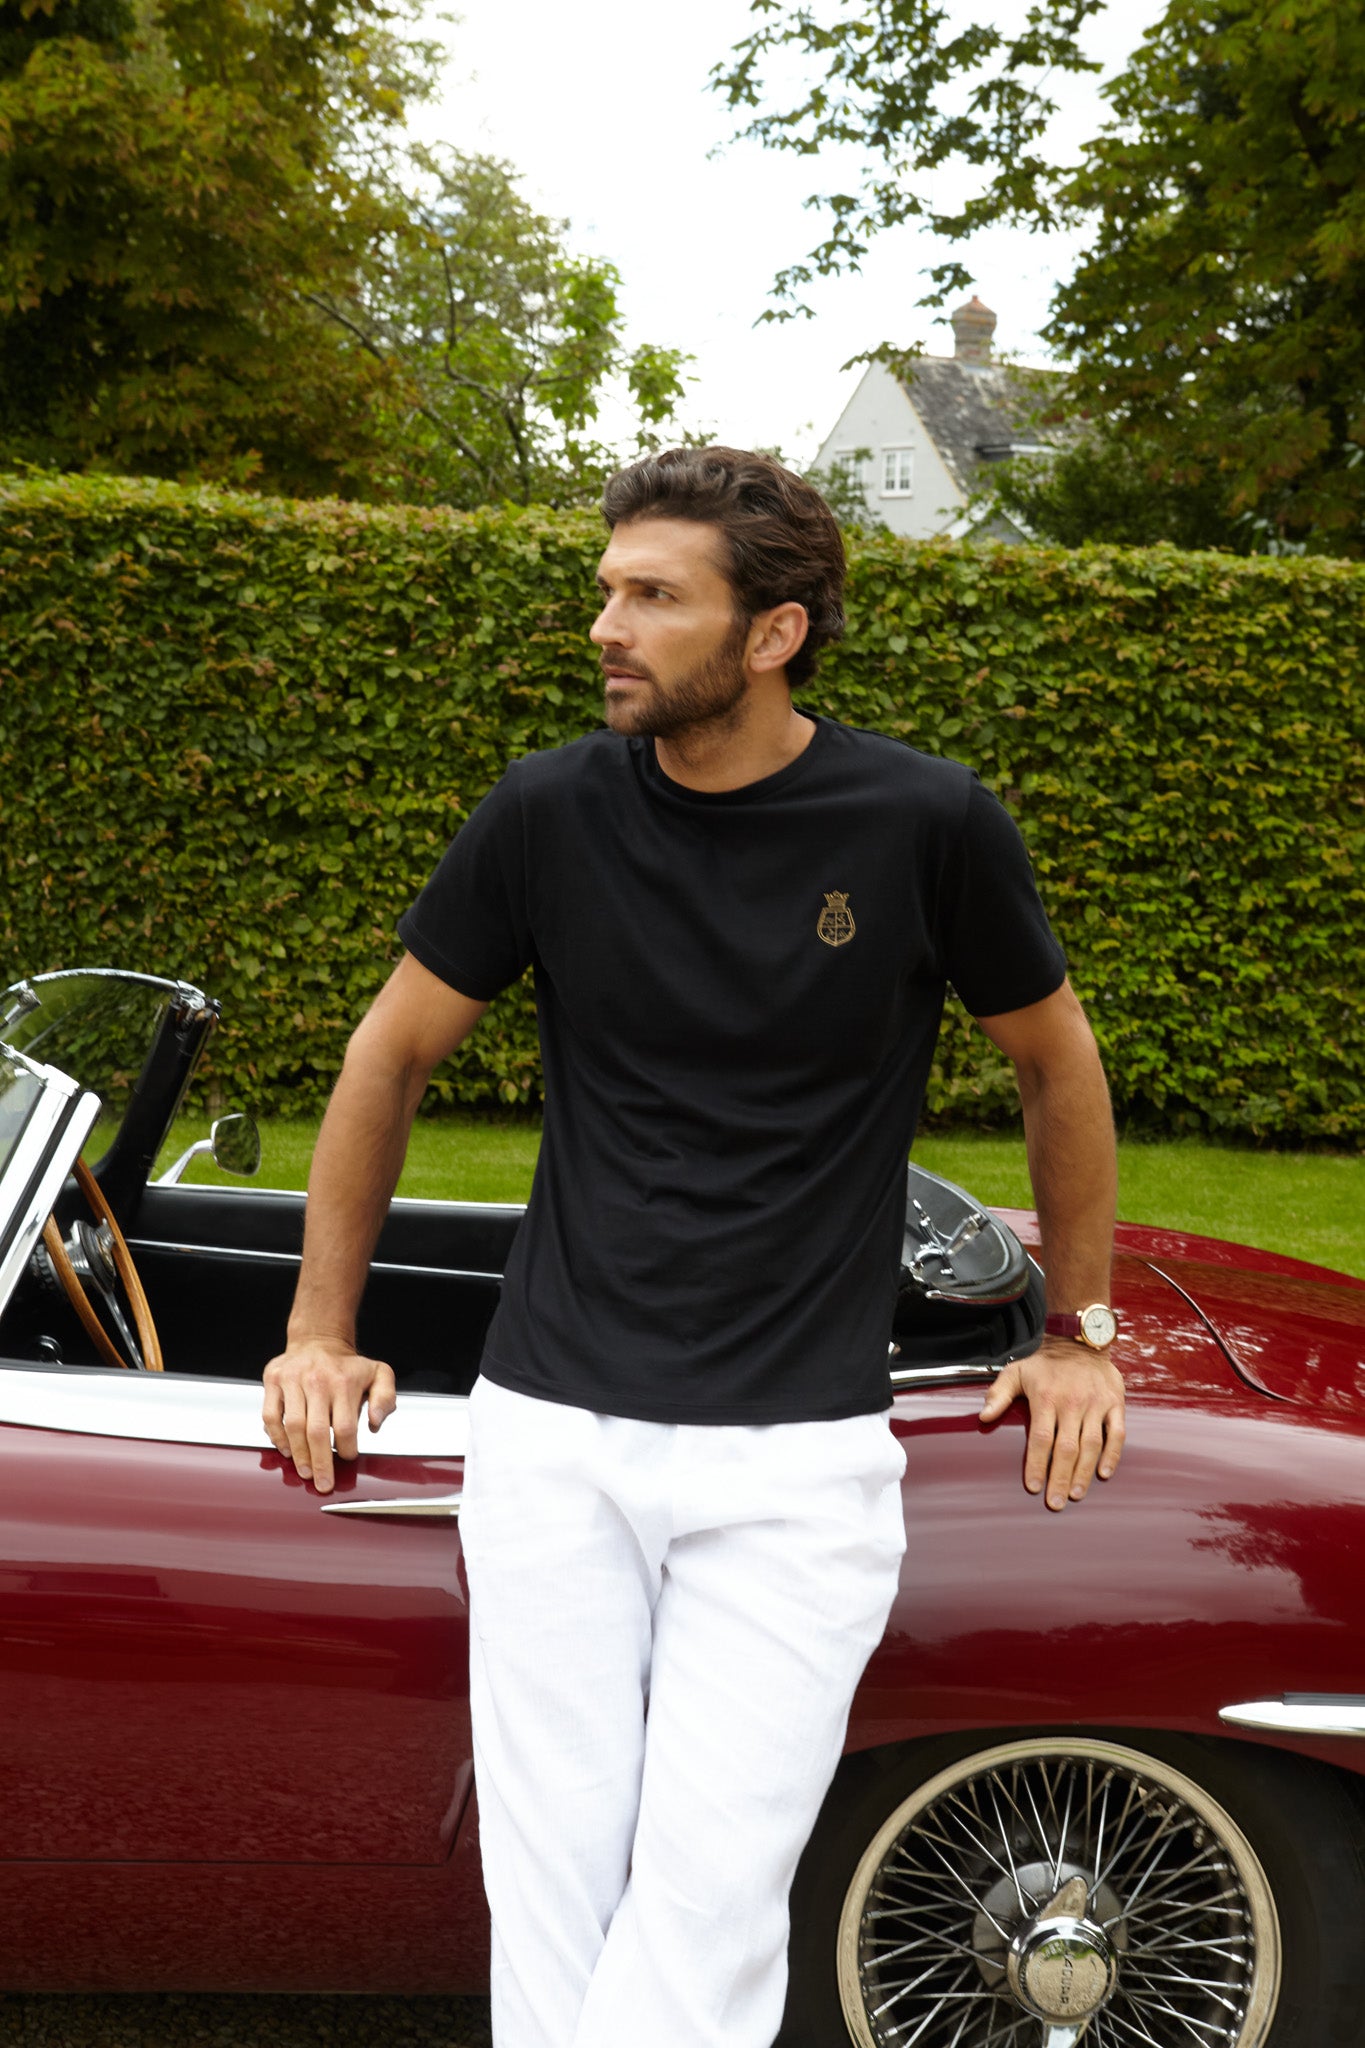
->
<box><xmin>601</xmin><ymin>621</ymin><xmax>749</xmax><ymax>741</ymax></box>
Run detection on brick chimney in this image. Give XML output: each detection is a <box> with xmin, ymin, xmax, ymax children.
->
<box><xmin>950</xmin><ymin>295</ymin><xmax>996</xmax><ymax>365</ymax></box>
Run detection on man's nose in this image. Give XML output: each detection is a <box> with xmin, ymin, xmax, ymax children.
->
<box><xmin>590</xmin><ymin>600</ymin><xmax>627</xmax><ymax>647</ymax></box>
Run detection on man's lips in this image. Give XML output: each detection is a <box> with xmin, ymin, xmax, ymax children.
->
<box><xmin>603</xmin><ymin>668</ymin><xmax>650</xmax><ymax>684</ymax></box>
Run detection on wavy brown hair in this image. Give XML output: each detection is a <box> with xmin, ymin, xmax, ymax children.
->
<box><xmin>601</xmin><ymin>446</ymin><xmax>846</xmax><ymax>689</ymax></box>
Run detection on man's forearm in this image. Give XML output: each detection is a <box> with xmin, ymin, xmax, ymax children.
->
<box><xmin>286</xmin><ymin>1045</ymin><xmax>429</xmax><ymax>1349</ymax></box>
<box><xmin>264</xmin><ymin>953</ymin><xmax>488</xmax><ymax>1491</ymax></box>
<box><xmin>977</xmin><ymin>983</ymin><xmax>1125</xmax><ymax>1506</ymax></box>
<box><xmin>1017</xmin><ymin>1034</ymin><xmax>1116</xmax><ymax>1310</ymax></box>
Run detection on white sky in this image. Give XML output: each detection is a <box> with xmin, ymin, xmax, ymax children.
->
<box><xmin>410</xmin><ymin>1</ymin><xmax>1165</xmax><ymax>465</ymax></box>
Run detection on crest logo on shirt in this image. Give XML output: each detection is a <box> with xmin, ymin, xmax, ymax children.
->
<box><xmin>817</xmin><ymin>891</ymin><xmax>856</xmax><ymax>947</ymax></box>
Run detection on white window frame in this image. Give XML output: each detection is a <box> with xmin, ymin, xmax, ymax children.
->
<box><xmin>881</xmin><ymin>447</ymin><xmax>915</xmax><ymax>497</ymax></box>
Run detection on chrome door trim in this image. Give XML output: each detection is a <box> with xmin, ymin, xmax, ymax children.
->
<box><xmin>320</xmin><ymin>1493</ymin><xmax>463</xmax><ymax>1519</ymax></box>
<box><xmin>1219</xmin><ymin>1696</ymin><xmax>1365</xmax><ymax>1737</ymax></box>
<box><xmin>127</xmin><ymin>1239</ymin><xmax>502</xmax><ymax>1285</ymax></box>
<box><xmin>890</xmin><ymin>1361</ymin><xmax>1001</xmax><ymax>1388</ymax></box>
<box><xmin>0</xmin><ymin>1363</ymin><xmax>468</xmax><ymax>1457</ymax></box>
<box><xmin>143</xmin><ymin>1182</ymin><xmax>526</xmax><ymax>1222</ymax></box>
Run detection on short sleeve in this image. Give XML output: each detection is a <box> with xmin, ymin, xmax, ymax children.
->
<box><xmin>397</xmin><ymin>767</ymin><xmax>533</xmax><ymax>1001</ymax></box>
<box><xmin>938</xmin><ymin>778</ymin><xmax>1066</xmax><ymax>1017</ymax></box>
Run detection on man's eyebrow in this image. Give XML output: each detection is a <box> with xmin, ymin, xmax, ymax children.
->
<box><xmin>595</xmin><ymin>571</ymin><xmax>684</xmax><ymax>595</ymax></box>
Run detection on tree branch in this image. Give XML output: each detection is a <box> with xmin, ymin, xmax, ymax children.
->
<box><xmin>298</xmin><ymin>289</ymin><xmax>495</xmax><ymax>484</ymax></box>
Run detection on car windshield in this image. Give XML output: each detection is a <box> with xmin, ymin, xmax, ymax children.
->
<box><xmin>0</xmin><ymin>1049</ymin><xmax>47</xmax><ymax>1185</ymax></box>
<box><xmin>0</xmin><ymin>971</ymin><xmax>188</xmax><ymax>1164</ymax></box>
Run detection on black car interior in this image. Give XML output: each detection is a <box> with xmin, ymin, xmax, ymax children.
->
<box><xmin>3</xmin><ymin>1171</ymin><xmax>1044</xmax><ymax>1396</ymax></box>
<box><xmin>0</xmin><ymin>970</ymin><xmax>1045</xmax><ymax>1393</ymax></box>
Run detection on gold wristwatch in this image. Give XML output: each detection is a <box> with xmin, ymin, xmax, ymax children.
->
<box><xmin>1044</xmin><ymin>1304</ymin><xmax>1118</xmax><ymax>1351</ymax></box>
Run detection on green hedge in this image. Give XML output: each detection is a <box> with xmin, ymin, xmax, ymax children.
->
<box><xmin>1</xmin><ymin>473</ymin><xmax>1361</xmax><ymax>1143</ymax></box>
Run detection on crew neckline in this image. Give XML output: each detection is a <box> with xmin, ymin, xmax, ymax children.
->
<box><xmin>638</xmin><ymin>711</ymin><xmax>828</xmax><ymax>806</ymax></box>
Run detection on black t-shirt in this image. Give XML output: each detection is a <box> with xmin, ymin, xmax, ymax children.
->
<box><xmin>397</xmin><ymin>714</ymin><xmax>1065</xmax><ymax>1424</ymax></box>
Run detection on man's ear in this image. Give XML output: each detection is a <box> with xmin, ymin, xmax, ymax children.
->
<box><xmin>748</xmin><ymin>602</ymin><xmax>809</xmax><ymax>675</ymax></box>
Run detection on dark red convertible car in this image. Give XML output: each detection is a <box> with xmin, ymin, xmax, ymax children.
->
<box><xmin>2</xmin><ymin>966</ymin><xmax>1364</xmax><ymax>2048</ymax></box>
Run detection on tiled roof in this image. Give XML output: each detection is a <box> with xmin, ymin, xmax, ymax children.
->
<box><xmin>902</xmin><ymin>357</ymin><xmax>1063</xmax><ymax>496</ymax></box>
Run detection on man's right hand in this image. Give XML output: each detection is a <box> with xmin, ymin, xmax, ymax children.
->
<box><xmin>262</xmin><ymin>1338</ymin><xmax>398</xmax><ymax>1494</ymax></box>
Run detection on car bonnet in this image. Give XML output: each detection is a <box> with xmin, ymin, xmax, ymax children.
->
<box><xmin>1126</xmin><ymin>1247</ymin><xmax>1365</xmax><ymax>1410</ymax></box>
<box><xmin>993</xmin><ymin>1208</ymin><xmax>1365</xmax><ymax>1411</ymax></box>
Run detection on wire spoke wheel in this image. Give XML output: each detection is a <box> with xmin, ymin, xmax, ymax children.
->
<box><xmin>836</xmin><ymin>1738</ymin><xmax>1279</xmax><ymax>2048</ymax></box>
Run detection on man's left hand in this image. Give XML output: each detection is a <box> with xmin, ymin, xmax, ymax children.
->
<box><xmin>978</xmin><ymin>1337</ymin><xmax>1126</xmax><ymax>1511</ymax></box>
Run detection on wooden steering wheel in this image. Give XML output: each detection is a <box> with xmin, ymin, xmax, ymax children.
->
<box><xmin>41</xmin><ymin>1157</ymin><xmax>163</xmax><ymax>1372</ymax></box>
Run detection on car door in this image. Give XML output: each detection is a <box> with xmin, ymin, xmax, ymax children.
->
<box><xmin>0</xmin><ymin>1366</ymin><xmax>471</xmax><ymax>1870</ymax></box>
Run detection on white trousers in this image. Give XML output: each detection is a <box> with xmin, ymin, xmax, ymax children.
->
<box><xmin>459</xmin><ymin>1374</ymin><xmax>908</xmax><ymax>2048</ymax></box>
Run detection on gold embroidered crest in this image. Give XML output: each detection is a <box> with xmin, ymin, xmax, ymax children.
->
<box><xmin>817</xmin><ymin>891</ymin><xmax>856</xmax><ymax>947</ymax></box>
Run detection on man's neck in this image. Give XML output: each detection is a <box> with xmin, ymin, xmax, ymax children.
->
<box><xmin>653</xmin><ymin>701</ymin><xmax>817</xmax><ymax>793</ymax></box>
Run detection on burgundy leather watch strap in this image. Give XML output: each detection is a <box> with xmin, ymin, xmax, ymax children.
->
<box><xmin>1045</xmin><ymin>1305</ymin><xmax>1118</xmax><ymax>1349</ymax></box>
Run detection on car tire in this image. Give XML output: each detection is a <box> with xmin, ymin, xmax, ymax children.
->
<box><xmin>778</xmin><ymin>1729</ymin><xmax>1365</xmax><ymax>2048</ymax></box>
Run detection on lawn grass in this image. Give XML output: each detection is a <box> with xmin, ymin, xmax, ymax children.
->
<box><xmin>154</xmin><ymin>1113</ymin><xmax>543</xmax><ymax>1205</ymax></box>
<box><xmin>155</xmin><ymin>1116</ymin><xmax>1365</xmax><ymax>1280</ymax></box>
<box><xmin>916</xmin><ymin>1134</ymin><xmax>1364</xmax><ymax>1280</ymax></box>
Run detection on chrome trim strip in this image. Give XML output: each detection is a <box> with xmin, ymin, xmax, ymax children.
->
<box><xmin>890</xmin><ymin>1362</ymin><xmax>1003</xmax><ymax>1388</ymax></box>
<box><xmin>1143</xmin><ymin>1260</ymin><xmax>1287</xmax><ymax>1401</ymax></box>
<box><xmin>126</xmin><ymin>1240</ymin><xmax>501</xmax><ymax>1286</ymax></box>
<box><xmin>1218</xmin><ymin>1697</ymin><xmax>1365</xmax><ymax>1737</ymax></box>
<box><xmin>320</xmin><ymin>1493</ymin><xmax>462</xmax><ymax>1519</ymax></box>
<box><xmin>888</xmin><ymin>1359</ymin><xmax>1015</xmax><ymax>1392</ymax></box>
<box><xmin>0</xmin><ymin>1364</ymin><xmax>468</xmax><ymax>1457</ymax></box>
<box><xmin>148</xmin><ymin>1183</ymin><xmax>526</xmax><ymax>1221</ymax></box>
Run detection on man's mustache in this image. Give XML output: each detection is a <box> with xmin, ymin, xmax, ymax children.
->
<box><xmin>599</xmin><ymin>658</ymin><xmax>654</xmax><ymax>683</ymax></box>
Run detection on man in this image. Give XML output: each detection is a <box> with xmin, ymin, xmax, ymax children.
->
<box><xmin>263</xmin><ymin>446</ymin><xmax>1125</xmax><ymax>2048</ymax></box>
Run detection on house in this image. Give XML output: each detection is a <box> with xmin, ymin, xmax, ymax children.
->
<box><xmin>812</xmin><ymin>297</ymin><xmax>1063</xmax><ymax>539</ymax></box>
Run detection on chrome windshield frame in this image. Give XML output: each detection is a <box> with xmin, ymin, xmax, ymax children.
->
<box><xmin>0</xmin><ymin>966</ymin><xmax>220</xmax><ymax>1214</ymax></box>
<box><xmin>0</xmin><ymin>1042</ymin><xmax>101</xmax><ymax>1319</ymax></box>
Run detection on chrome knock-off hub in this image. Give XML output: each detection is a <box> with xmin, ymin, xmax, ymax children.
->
<box><xmin>1006</xmin><ymin>1878</ymin><xmax>1119</xmax><ymax>2023</ymax></box>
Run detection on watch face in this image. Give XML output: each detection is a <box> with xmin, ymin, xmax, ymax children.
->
<box><xmin>1080</xmin><ymin>1304</ymin><xmax>1117</xmax><ymax>1349</ymax></box>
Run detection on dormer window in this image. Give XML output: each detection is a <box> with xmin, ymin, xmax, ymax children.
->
<box><xmin>881</xmin><ymin>448</ymin><xmax>914</xmax><ymax>497</ymax></box>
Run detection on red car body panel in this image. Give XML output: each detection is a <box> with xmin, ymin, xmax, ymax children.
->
<box><xmin>1140</xmin><ymin>1257</ymin><xmax>1365</xmax><ymax>1407</ymax></box>
<box><xmin>860</xmin><ymin>1248</ymin><xmax>1365</xmax><ymax>1770</ymax></box>
<box><xmin>0</xmin><ymin>1433</ymin><xmax>471</xmax><ymax>1865</ymax></box>
<box><xmin>0</xmin><ymin>1854</ymin><xmax>491</xmax><ymax>1995</ymax></box>
<box><xmin>1</xmin><ymin>1215</ymin><xmax>1364</xmax><ymax>1991</ymax></box>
